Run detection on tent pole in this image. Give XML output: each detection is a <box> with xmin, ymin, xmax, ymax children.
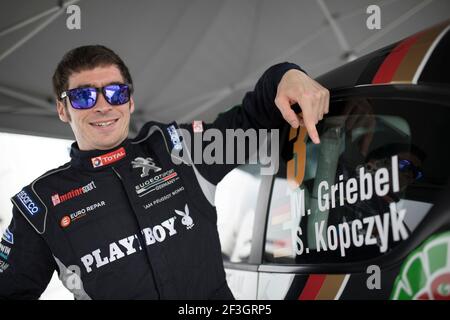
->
<box><xmin>316</xmin><ymin>0</ymin><xmax>356</xmax><ymax>61</ymax></box>
<box><xmin>0</xmin><ymin>6</ymin><xmax>59</xmax><ymax>38</ymax></box>
<box><xmin>0</xmin><ymin>85</ymin><xmax>54</xmax><ymax>111</ymax></box>
<box><xmin>354</xmin><ymin>0</ymin><xmax>434</xmax><ymax>53</ymax></box>
<box><xmin>0</xmin><ymin>0</ymin><xmax>80</xmax><ymax>63</ymax></box>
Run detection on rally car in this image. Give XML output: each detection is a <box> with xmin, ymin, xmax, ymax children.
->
<box><xmin>217</xmin><ymin>20</ymin><xmax>450</xmax><ymax>300</ymax></box>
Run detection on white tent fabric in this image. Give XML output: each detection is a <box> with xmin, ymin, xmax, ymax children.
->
<box><xmin>1</xmin><ymin>0</ymin><xmax>450</xmax><ymax>139</ymax></box>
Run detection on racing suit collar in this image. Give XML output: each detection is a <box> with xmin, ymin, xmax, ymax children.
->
<box><xmin>70</xmin><ymin>138</ymin><xmax>131</xmax><ymax>171</ymax></box>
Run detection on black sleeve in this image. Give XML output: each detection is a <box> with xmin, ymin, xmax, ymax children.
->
<box><xmin>0</xmin><ymin>206</ymin><xmax>56</xmax><ymax>300</ymax></box>
<box><xmin>180</xmin><ymin>62</ymin><xmax>304</xmax><ymax>185</ymax></box>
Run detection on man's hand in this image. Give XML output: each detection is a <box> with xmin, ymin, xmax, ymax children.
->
<box><xmin>275</xmin><ymin>69</ymin><xmax>329</xmax><ymax>144</ymax></box>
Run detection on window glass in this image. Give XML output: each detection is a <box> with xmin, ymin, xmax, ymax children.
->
<box><xmin>265</xmin><ymin>97</ymin><xmax>450</xmax><ymax>264</ymax></box>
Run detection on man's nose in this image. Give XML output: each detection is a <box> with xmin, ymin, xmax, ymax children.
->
<box><xmin>93</xmin><ymin>91</ymin><xmax>112</xmax><ymax>113</ymax></box>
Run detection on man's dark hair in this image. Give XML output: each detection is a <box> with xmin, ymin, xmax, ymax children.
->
<box><xmin>52</xmin><ymin>45</ymin><xmax>133</xmax><ymax>100</ymax></box>
<box><xmin>367</xmin><ymin>143</ymin><xmax>427</xmax><ymax>163</ymax></box>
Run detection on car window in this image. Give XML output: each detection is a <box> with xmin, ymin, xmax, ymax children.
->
<box><xmin>265</xmin><ymin>97</ymin><xmax>450</xmax><ymax>264</ymax></box>
<box><xmin>216</xmin><ymin>165</ymin><xmax>262</xmax><ymax>263</ymax></box>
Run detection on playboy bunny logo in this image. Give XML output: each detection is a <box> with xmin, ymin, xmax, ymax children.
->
<box><xmin>175</xmin><ymin>204</ymin><xmax>194</xmax><ymax>230</ymax></box>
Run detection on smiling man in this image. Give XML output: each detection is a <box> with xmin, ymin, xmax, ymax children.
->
<box><xmin>0</xmin><ymin>45</ymin><xmax>328</xmax><ymax>299</ymax></box>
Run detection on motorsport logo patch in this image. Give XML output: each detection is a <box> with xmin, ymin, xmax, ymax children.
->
<box><xmin>391</xmin><ymin>231</ymin><xmax>450</xmax><ymax>300</ymax></box>
<box><xmin>135</xmin><ymin>169</ymin><xmax>179</xmax><ymax>197</ymax></box>
<box><xmin>51</xmin><ymin>181</ymin><xmax>96</xmax><ymax>206</ymax></box>
<box><xmin>91</xmin><ymin>147</ymin><xmax>126</xmax><ymax>168</ymax></box>
<box><xmin>1</xmin><ymin>228</ymin><xmax>14</xmax><ymax>245</ymax></box>
<box><xmin>13</xmin><ymin>188</ymin><xmax>42</xmax><ymax>217</ymax></box>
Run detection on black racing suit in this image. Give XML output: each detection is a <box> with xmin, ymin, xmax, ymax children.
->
<box><xmin>0</xmin><ymin>62</ymin><xmax>302</xmax><ymax>299</ymax></box>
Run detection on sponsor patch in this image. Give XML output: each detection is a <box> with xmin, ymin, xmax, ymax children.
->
<box><xmin>174</xmin><ymin>204</ymin><xmax>194</xmax><ymax>230</ymax></box>
<box><xmin>131</xmin><ymin>157</ymin><xmax>161</xmax><ymax>178</ymax></box>
<box><xmin>0</xmin><ymin>260</ymin><xmax>9</xmax><ymax>273</ymax></box>
<box><xmin>192</xmin><ymin>120</ymin><xmax>203</xmax><ymax>133</ymax></box>
<box><xmin>60</xmin><ymin>216</ymin><xmax>71</xmax><ymax>228</ymax></box>
<box><xmin>167</xmin><ymin>125</ymin><xmax>182</xmax><ymax>150</ymax></box>
<box><xmin>51</xmin><ymin>181</ymin><xmax>96</xmax><ymax>206</ymax></box>
<box><xmin>391</xmin><ymin>231</ymin><xmax>450</xmax><ymax>300</ymax></box>
<box><xmin>0</xmin><ymin>243</ymin><xmax>11</xmax><ymax>261</ymax></box>
<box><xmin>60</xmin><ymin>201</ymin><xmax>106</xmax><ymax>228</ymax></box>
<box><xmin>79</xmin><ymin>208</ymin><xmax>195</xmax><ymax>273</ymax></box>
<box><xmin>135</xmin><ymin>169</ymin><xmax>179</xmax><ymax>197</ymax></box>
<box><xmin>91</xmin><ymin>147</ymin><xmax>126</xmax><ymax>168</ymax></box>
<box><xmin>2</xmin><ymin>228</ymin><xmax>14</xmax><ymax>245</ymax></box>
<box><xmin>143</xmin><ymin>186</ymin><xmax>185</xmax><ymax>210</ymax></box>
<box><xmin>13</xmin><ymin>188</ymin><xmax>42</xmax><ymax>217</ymax></box>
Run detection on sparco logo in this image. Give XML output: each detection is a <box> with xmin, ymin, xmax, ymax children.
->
<box><xmin>131</xmin><ymin>157</ymin><xmax>161</xmax><ymax>177</ymax></box>
<box><xmin>80</xmin><ymin>208</ymin><xmax>194</xmax><ymax>273</ymax></box>
<box><xmin>51</xmin><ymin>181</ymin><xmax>96</xmax><ymax>206</ymax></box>
<box><xmin>167</xmin><ymin>125</ymin><xmax>182</xmax><ymax>150</ymax></box>
<box><xmin>91</xmin><ymin>147</ymin><xmax>126</xmax><ymax>168</ymax></box>
<box><xmin>17</xmin><ymin>190</ymin><xmax>40</xmax><ymax>216</ymax></box>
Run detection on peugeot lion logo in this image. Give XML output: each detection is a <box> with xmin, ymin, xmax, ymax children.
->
<box><xmin>131</xmin><ymin>157</ymin><xmax>162</xmax><ymax>177</ymax></box>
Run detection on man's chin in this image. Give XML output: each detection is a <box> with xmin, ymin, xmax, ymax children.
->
<box><xmin>95</xmin><ymin>140</ymin><xmax>123</xmax><ymax>151</ymax></box>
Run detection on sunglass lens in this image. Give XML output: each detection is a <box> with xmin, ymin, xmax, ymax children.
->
<box><xmin>398</xmin><ymin>159</ymin><xmax>411</xmax><ymax>171</ymax></box>
<box><xmin>104</xmin><ymin>84</ymin><xmax>130</xmax><ymax>105</ymax></box>
<box><xmin>69</xmin><ymin>88</ymin><xmax>97</xmax><ymax>109</ymax></box>
<box><xmin>399</xmin><ymin>159</ymin><xmax>423</xmax><ymax>181</ymax></box>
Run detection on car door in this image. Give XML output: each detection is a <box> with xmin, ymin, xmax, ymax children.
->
<box><xmin>258</xmin><ymin>87</ymin><xmax>450</xmax><ymax>299</ymax></box>
<box><xmin>215</xmin><ymin>164</ymin><xmax>272</xmax><ymax>299</ymax></box>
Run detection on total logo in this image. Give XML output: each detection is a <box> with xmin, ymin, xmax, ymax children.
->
<box><xmin>60</xmin><ymin>201</ymin><xmax>106</xmax><ymax>229</ymax></box>
<box><xmin>51</xmin><ymin>181</ymin><xmax>96</xmax><ymax>206</ymax></box>
<box><xmin>91</xmin><ymin>147</ymin><xmax>126</xmax><ymax>168</ymax></box>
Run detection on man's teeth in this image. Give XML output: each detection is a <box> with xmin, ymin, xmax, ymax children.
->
<box><xmin>93</xmin><ymin>120</ymin><xmax>115</xmax><ymax>127</ymax></box>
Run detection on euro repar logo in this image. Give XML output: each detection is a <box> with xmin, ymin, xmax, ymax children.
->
<box><xmin>391</xmin><ymin>232</ymin><xmax>450</xmax><ymax>300</ymax></box>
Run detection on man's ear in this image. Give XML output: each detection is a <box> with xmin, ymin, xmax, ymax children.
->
<box><xmin>129</xmin><ymin>97</ymin><xmax>135</xmax><ymax>114</ymax></box>
<box><xmin>57</xmin><ymin>99</ymin><xmax>70</xmax><ymax>123</ymax></box>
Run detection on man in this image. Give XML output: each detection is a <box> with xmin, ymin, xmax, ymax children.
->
<box><xmin>0</xmin><ymin>45</ymin><xmax>328</xmax><ymax>299</ymax></box>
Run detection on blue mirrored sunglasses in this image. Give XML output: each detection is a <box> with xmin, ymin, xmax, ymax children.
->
<box><xmin>60</xmin><ymin>83</ymin><xmax>132</xmax><ymax>109</ymax></box>
<box><xmin>398</xmin><ymin>159</ymin><xmax>423</xmax><ymax>180</ymax></box>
